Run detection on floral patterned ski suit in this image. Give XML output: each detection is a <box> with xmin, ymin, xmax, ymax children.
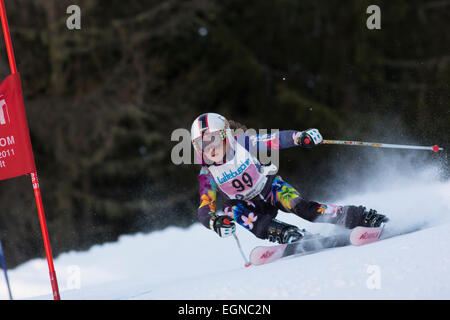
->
<box><xmin>197</xmin><ymin>130</ymin><xmax>343</xmax><ymax>240</ymax></box>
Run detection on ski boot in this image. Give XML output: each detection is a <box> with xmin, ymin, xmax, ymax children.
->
<box><xmin>338</xmin><ymin>206</ymin><xmax>388</xmax><ymax>229</ymax></box>
<box><xmin>360</xmin><ymin>208</ymin><xmax>389</xmax><ymax>228</ymax></box>
<box><xmin>266</xmin><ymin>219</ymin><xmax>304</xmax><ymax>244</ymax></box>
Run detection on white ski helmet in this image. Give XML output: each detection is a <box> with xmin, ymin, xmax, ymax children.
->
<box><xmin>191</xmin><ymin>113</ymin><xmax>234</xmax><ymax>155</ymax></box>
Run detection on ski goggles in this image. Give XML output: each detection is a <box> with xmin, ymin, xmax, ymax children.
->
<box><xmin>193</xmin><ymin>131</ymin><xmax>226</xmax><ymax>152</ymax></box>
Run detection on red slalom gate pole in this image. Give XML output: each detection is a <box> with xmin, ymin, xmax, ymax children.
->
<box><xmin>31</xmin><ymin>173</ymin><xmax>60</xmax><ymax>300</ymax></box>
<box><xmin>0</xmin><ymin>0</ymin><xmax>60</xmax><ymax>300</ymax></box>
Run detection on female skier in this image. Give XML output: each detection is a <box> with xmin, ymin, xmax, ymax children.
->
<box><xmin>191</xmin><ymin>113</ymin><xmax>388</xmax><ymax>243</ymax></box>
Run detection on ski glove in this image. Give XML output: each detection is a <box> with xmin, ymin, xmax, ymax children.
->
<box><xmin>210</xmin><ymin>215</ymin><xmax>236</xmax><ymax>238</ymax></box>
<box><xmin>298</xmin><ymin>129</ymin><xmax>323</xmax><ymax>148</ymax></box>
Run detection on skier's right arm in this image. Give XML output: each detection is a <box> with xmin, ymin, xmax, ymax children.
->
<box><xmin>197</xmin><ymin>167</ymin><xmax>236</xmax><ymax>237</ymax></box>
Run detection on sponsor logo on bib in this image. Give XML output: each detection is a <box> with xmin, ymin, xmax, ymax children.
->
<box><xmin>217</xmin><ymin>158</ymin><xmax>250</xmax><ymax>184</ymax></box>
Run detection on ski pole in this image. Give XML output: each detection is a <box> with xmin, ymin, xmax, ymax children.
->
<box><xmin>322</xmin><ymin>140</ymin><xmax>443</xmax><ymax>152</ymax></box>
<box><xmin>233</xmin><ymin>234</ymin><xmax>251</xmax><ymax>267</ymax></box>
<box><xmin>0</xmin><ymin>240</ymin><xmax>12</xmax><ymax>300</ymax></box>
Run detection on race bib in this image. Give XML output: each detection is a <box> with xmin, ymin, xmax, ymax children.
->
<box><xmin>208</xmin><ymin>143</ymin><xmax>268</xmax><ymax>200</ymax></box>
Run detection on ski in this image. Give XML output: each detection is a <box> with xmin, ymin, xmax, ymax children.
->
<box><xmin>249</xmin><ymin>231</ymin><xmax>351</xmax><ymax>266</ymax></box>
<box><xmin>249</xmin><ymin>225</ymin><xmax>386</xmax><ymax>266</ymax></box>
<box><xmin>349</xmin><ymin>225</ymin><xmax>384</xmax><ymax>246</ymax></box>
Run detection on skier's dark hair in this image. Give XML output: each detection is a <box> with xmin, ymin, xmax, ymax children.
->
<box><xmin>228</xmin><ymin>119</ymin><xmax>248</xmax><ymax>131</ymax></box>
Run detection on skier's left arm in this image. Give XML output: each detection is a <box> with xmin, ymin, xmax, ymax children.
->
<box><xmin>197</xmin><ymin>168</ymin><xmax>236</xmax><ymax>238</ymax></box>
<box><xmin>197</xmin><ymin>167</ymin><xmax>218</xmax><ymax>229</ymax></box>
<box><xmin>239</xmin><ymin>129</ymin><xmax>323</xmax><ymax>151</ymax></box>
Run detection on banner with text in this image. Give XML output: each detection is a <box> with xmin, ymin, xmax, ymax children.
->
<box><xmin>0</xmin><ymin>73</ymin><xmax>36</xmax><ymax>180</ymax></box>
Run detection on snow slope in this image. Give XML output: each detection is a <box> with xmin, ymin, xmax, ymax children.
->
<box><xmin>1</xmin><ymin>165</ymin><xmax>449</xmax><ymax>300</ymax></box>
